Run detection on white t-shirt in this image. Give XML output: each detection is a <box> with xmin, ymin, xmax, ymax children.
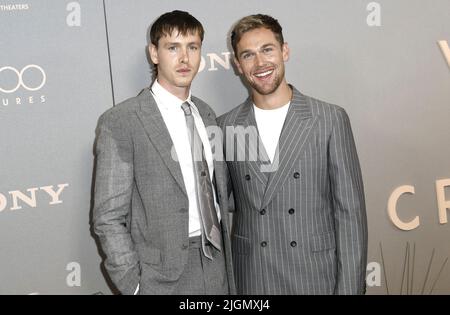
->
<box><xmin>253</xmin><ymin>102</ymin><xmax>291</xmax><ymax>163</ymax></box>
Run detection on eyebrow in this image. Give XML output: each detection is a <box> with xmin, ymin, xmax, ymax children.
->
<box><xmin>163</xmin><ymin>41</ymin><xmax>201</xmax><ymax>47</ymax></box>
<box><xmin>239</xmin><ymin>43</ymin><xmax>276</xmax><ymax>58</ymax></box>
<box><xmin>239</xmin><ymin>49</ymin><xmax>253</xmax><ymax>58</ymax></box>
<box><xmin>163</xmin><ymin>42</ymin><xmax>180</xmax><ymax>47</ymax></box>
<box><xmin>261</xmin><ymin>43</ymin><xmax>276</xmax><ymax>50</ymax></box>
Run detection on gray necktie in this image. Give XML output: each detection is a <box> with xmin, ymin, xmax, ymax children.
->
<box><xmin>181</xmin><ymin>102</ymin><xmax>221</xmax><ymax>259</ymax></box>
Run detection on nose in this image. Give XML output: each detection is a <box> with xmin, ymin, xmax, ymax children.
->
<box><xmin>180</xmin><ymin>48</ymin><xmax>189</xmax><ymax>64</ymax></box>
<box><xmin>254</xmin><ymin>52</ymin><xmax>265</xmax><ymax>66</ymax></box>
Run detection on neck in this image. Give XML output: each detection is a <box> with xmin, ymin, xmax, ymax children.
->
<box><xmin>157</xmin><ymin>78</ymin><xmax>190</xmax><ymax>101</ymax></box>
<box><xmin>252</xmin><ymin>80</ymin><xmax>292</xmax><ymax>110</ymax></box>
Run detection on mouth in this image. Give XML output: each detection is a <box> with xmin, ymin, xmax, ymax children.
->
<box><xmin>253</xmin><ymin>68</ymin><xmax>274</xmax><ymax>80</ymax></box>
<box><xmin>177</xmin><ymin>68</ymin><xmax>191</xmax><ymax>75</ymax></box>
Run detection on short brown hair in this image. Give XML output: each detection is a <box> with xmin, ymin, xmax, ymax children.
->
<box><xmin>150</xmin><ymin>10</ymin><xmax>204</xmax><ymax>47</ymax></box>
<box><xmin>231</xmin><ymin>14</ymin><xmax>284</xmax><ymax>57</ymax></box>
<box><xmin>149</xmin><ymin>11</ymin><xmax>204</xmax><ymax>78</ymax></box>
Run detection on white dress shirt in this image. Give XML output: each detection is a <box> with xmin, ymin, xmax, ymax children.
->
<box><xmin>150</xmin><ymin>79</ymin><xmax>221</xmax><ymax>237</ymax></box>
<box><xmin>253</xmin><ymin>102</ymin><xmax>291</xmax><ymax>163</ymax></box>
<box><xmin>134</xmin><ymin>80</ymin><xmax>221</xmax><ymax>295</ymax></box>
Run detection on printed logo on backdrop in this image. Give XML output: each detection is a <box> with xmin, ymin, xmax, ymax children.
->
<box><xmin>387</xmin><ymin>179</ymin><xmax>450</xmax><ymax>230</ymax></box>
<box><xmin>438</xmin><ymin>40</ymin><xmax>450</xmax><ymax>68</ymax></box>
<box><xmin>0</xmin><ymin>64</ymin><xmax>46</xmax><ymax>107</ymax></box>
<box><xmin>198</xmin><ymin>52</ymin><xmax>232</xmax><ymax>73</ymax></box>
<box><xmin>0</xmin><ymin>3</ymin><xmax>29</xmax><ymax>12</ymax></box>
<box><xmin>0</xmin><ymin>183</ymin><xmax>69</xmax><ymax>213</ymax></box>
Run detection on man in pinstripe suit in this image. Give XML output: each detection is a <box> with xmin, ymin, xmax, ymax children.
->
<box><xmin>217</xmin><ymin>14</ymin><xmax>368</xmax><ymax>295</ymax></box>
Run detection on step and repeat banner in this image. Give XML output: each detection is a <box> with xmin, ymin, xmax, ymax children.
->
<box><xmin>0</xmin><ymin>0</ymin><xmax>449</xmax><ymax>294</ymax></box>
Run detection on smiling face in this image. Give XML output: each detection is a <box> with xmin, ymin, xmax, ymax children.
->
<box><xmin>150</xmin><ymin>29</ymin><xmax>202</xmax><ymax>99</ymax></box>
<box><xmin>235</xmin><ymin>27</ymin><xmax>289</xmax><ymax>97</ymax></box>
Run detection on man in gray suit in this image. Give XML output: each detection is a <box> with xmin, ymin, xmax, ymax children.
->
<box><xmin>93</xmin><ymin>10</ymin><xmax>235</xmax><ymax>295</ymax></box>
<box><xmin>218</xmin><ymin>14</ymin><xmax>368</xmax><ymax>295</ymax></box>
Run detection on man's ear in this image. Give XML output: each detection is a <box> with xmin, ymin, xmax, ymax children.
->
<box><xmin>149</xmin><ymin>44</ymin><xmax>159</xmax><ymax>65</ymax></box>
<box><xmin>282</xmin><ymin>42</ymin><xmax>290</xmax><ymax>62</ymax></box>
<box><xmin>234</xmin><ymin>57</ymin><xmax>243</xmax><ymax>74</ymax></box>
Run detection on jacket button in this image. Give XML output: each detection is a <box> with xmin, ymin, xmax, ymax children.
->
<box><xmin>293</xmin><ymin>172</ymin><xmax>300</xmax><ymax>179</ymax></box>
<box><xmin>288</xmin><ymin>208</ymin><xmax>295</xmax><ymax>215</ymax></box>
<box><xmin>261</xmin><ymin>241</ymin><xmax>267</xmax><ymax>247</ymax></box>
<box><xmin>179</xmin><ymin>208</ymin><xmax>188</xmax><ymax>213</ymax></box>
<box><xmin>290</xmin><ymin>241</ymin><xmax>297</xmax><ymax>247</ymax></box>
<box><xmin>260</xmin><ymin>209</ymin><xmax>266</xmax><ymax>215</ymax></box>
<box><xmin>181</xmin><ymin>243</ymin><xmax>188</xmax><ymax>250</ymax></box>
<box><xmin>201</xmin><ymin>171</ymin><xmax>207</xmax><ymax>177</ymax></box>
<box><xmin>245</xmin><ymin>174</ymin><xmax>251</xmax><ymax>181</ymax></box>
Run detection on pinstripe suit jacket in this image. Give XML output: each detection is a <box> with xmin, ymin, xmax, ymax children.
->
<box><xmin>217</xmin><ymin>86</ymin><xmax>368</xmax><ymax>295</ymax></box>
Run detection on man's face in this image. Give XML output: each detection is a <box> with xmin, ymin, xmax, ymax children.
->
<box><xmin>150</xmin><ymin>30</ymin><xmax>202</xmax><ymax>94</ymax></box>
<box><xmin>235</xmin><ymin>27</ymin><xmax>289</xmax><ymax>96</ymax></box>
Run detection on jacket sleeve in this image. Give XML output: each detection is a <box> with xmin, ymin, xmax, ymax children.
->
<box><xmin>328</xmin><ymin>108</ymin><xmax>368</xmax><ymax>295</ymax></box>
<box><xmin>92</xmin><ymin>110</ymin><xmax>140</xmax><ymax>295</ymax></box>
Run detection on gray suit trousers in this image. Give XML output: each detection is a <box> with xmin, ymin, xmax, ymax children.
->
<box><xmin>171</xmin><ymin>236</ymin><xmax>229</xmax><ymax>295</ymax></box>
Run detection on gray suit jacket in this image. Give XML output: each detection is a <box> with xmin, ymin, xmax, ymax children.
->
<box><xmin>93</xmin><ymin>88</ymin><xmax>236</xmax><ymax>295</ymax></box>
<box><xmin>217</xmin><ymin>86</ymin><xmax>367</xmax><ymax>295</ymax></box>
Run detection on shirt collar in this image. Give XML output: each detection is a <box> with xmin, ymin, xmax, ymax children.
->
<box><xmin>151</xmin><ymin>79</ymin><xmax>198</xmax><ymax>114</ymax></box>
<box><xmin>253</xmin><ymin>101</ymin><xmax>291</xmax><ymax>112</ymax></box>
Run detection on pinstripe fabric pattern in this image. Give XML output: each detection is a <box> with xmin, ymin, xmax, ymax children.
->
<box><xmin>217</xmin><ymin>86</ymin><xmax>368</xmax><ymax>295</ymax></box>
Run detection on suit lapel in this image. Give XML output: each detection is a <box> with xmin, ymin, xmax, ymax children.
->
<box><xmin>191</xmin><ymin>98</ymin><xmax>234</xmax><ymax>224</ymax></box>
<box><xmin>192</xmin><ymin>98</ymin><xmax>229</xmax><ymax>209</ymax></box>
<box><xmin>235</xmin><ymin>98</ymin><xmax>269</xmax><ymax>186</ymax></box>
<box><xmin>193</xmin><ymin>98</ymin><xmax>224</xmax><ymax>196</ymax></box>
<box><xmin>260</xmin><ymin>87</ymin><xmax>317</xmax><ymax>209</ymax></box>
<box><xmin>135</xmin><ymin>88</ymin><xmax>187</xmax><ymax>197</ymax></box>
